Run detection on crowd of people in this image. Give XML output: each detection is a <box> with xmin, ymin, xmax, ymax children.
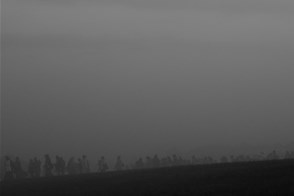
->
<box><xmin>2</xmin><ymin>150</ymin><xmax>294</xmax><ymax>181</ymax></box>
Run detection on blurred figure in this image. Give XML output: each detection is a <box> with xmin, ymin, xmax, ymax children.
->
<box><xmin>152</xmin><ymin>154</ymin><xmax>160</xmax><ymax>168</ymax></box>
<box><xmin>135</xmin><ymin>157</ymin><xmax>144</xmax><ymax>169</ymax></box>
<box><xmin>284</xmin><ymin>151</ymin><xmax>291</xmax><ymax>159</ymax></box>
<box><xmin>28</xmin><ymin>159</ymin><xmax>35</xmax><ymax>178</ymax></box>
<box><xmin>59</xmin><ymin>156</ymin><xmax>66</xmax><ymax>175</ymax></box>
<box><xmin>4</xmin><ymin>156</ymin><xmax>14</xmax><ymax>181</ymax></box>
<box><xmin>267</xmin><ymin>150</ymin><xmax>279</xmax><ymax>160</ymax></box>
<box><xmin>55</xmin><ymin>156</ymin><xmax>66</xmax><ymax>176</ymax></box>
<box><xmin>82</xmin><ymin>155</ymin><xmax>90</xmax><ymax>173</ymax></box>
<box><xmin>172</xmin><ymin>154</ymin><xmax>179</xmax><ymax>166</ymax></box>
<box><xmin>77</xmin><ymin>158</ymin><xmax>83</xmax><ymax>174</ymax></box>
<box><xmin>44</xmin><ymin>154</ymin><xmax>54</xmax><ymax>177</ymax></box>
<box><xmin>220</xmin><ymin>156</ymin><xmax>228</xmax><ymax>163</ymax></box>
<box><xmin>34</xmin><ymin>157</ymin><xmax>42</xmax><ymax>177</ymax></box>
<box><xmin>115</xmin><ymin>156</ymin><xmax>124</xmax><ymax>171</ymax></box>
<box><xmin>145</xmin><ymin>156</ymin><xmax>152</xmax><ymax>168</ymax></box>
<box><xmin>55</xmin><ymin>156</ymin><xmax>61</xmax><ymax>176</ymax></box>
<box><xmin>98</xmin><ymin>156</ymin><xmax>108</xmax><ymax>173</ymax></box>
<box><xmin>160</xmin><ymin>157</ymin><xmax>167</xmax><ymax>167</ymax></box>
<box><xmin>67</xmin><ymin>157</ymin><xmax>77</xmax><ymax>175</ymax></box>
<box><xmin>13</xmin><ymin>157</ymin><xmax>26</xmax><ymax>179</ymax></box>
<box><xmin>167</xmin><ymin>156</ymin><xmax>172</xmax><ymax>167</ymax></box>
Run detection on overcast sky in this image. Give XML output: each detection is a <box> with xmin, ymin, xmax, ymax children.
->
<box><xmin>1</xmin><ymin>0</ymin><xmax>294</xmax><ymax>161</ymax></box>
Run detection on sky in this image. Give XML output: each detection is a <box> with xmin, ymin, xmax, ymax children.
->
<box><xmin>1</xmin><ymin>0</ymin><xmax>294</xmax><ymax>162</ymax></box>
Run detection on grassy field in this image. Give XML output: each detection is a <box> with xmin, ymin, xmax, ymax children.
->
<box><xmin>1</xmin><ymin>159</ymin><xmax>294</xmax><ymax>196</ymax></box>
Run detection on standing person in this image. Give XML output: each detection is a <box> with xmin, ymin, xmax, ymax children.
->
<box><xmin>34</xmin><ymin>157</ymin><xmax>42</xmax><ymax>177</ymax></box>
<box><xmin>28</xmin><ymin>159</ymin><xmax>35</xmax><ymax>178</ymax></box>
<box><xmin>55</xmin><ymin>156</ymin><xmax>64</xmax><ymax>176</ymax></box>
<box><xmin>77</xmin><ymin>158</ymin><xmax>83</xmax><ymax>174</ymax></box>
<box><xmin>115</xmin><ymin>156</ymin><xmax>124</xmax><ymax>171</ymax></box>
<box><xmin>145</xmin><ymin>156</ymin><xmax>152</xmax><ymax>168</ymax></box>
<box><xmin>14</xmin><ymin>157</ymin><xmax>25</xmax><ymax>178</ymax></box>
<box><xmin>135</xmin><ymin>158</ymin><xmax>144</xmax><ymax>169</ymax></box>
<box><xmin>44</xmin><ymin>154</ymin><xmax>53</xmax><ymax>177</ymax></box>
<box><xmin>67</xmin><ymin>157</ymin><xmax>77</xmax><ymax>175</ymax></box>
<box><xmin>98</xmin><ymin>156</ymin><xmax>108</xmax><ymax>173</ymax></box>
<box><xmin>152</xmin><ymin>154</ymin><xmax>160</xmax><ymax>168</ymax></box>
<box><xmin>59</xmin><ymin>156</ymin><xmax>66</xmax><ymax>175</ymax></box>
<box><xmin>82</xmin><ymin>155</ymin><xmax>90</xmax><ymax>173</ymax></box>
<box><xmin>54</xmin><ymin>156</ymin><xmax>60</xmax><ymax>176</ymax></box>
<box><xmin>4</xmin><ymin>156</ymin><xmax>14</xmax><ymax>181</ymax></box>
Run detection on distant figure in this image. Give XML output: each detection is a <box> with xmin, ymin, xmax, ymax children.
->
<box><xmin>220</xmin><ymin>156</ymin><xmax>228</xmax><ymax>163</ymax></box>
<box><xmin>77</xmin><ymin>158</ymin><xmax>83</xmax><ymax>174</ymax></box>
<box><xmin>44</xmin><ymin>154</ymin><xmax>54</xmax><ymax>177</ymax></box>
<box><xmin>13</xmin><ymin>157</ymin><xmax>25</xmax><ymax>179</ymax></box>
<box><xmin>67</xmin><ymin>157</ymin><xmax>77</xmax><ymax>175</ymax></box>
<box><xmin>55</xmin><ymin>156</ymin><xmax>65</xmax><ymax>176</ymax></box>
<box><xmin>59</xmin><ymin>157</ymin><xmax>66</xmax><ymax>175</ymax></box>
<box><xmin>160</xmin><ymin>157</ymin><xmax>167</xmax><ymax>167</ymax></box>
<box><xmin>172</xmin><ymin>154</ymin><xmax>179</xmax><ymax>166</ymax></box>
<box><xmin>115</xmin><ymin>156</ymin><xmax>124</xmax><ymax>171</ymax></box>
<box><xmin>267</xmin><ymin>150</ymin><xmax>279</xmax><ymax>160</ymax></box>
<box><xmin>135</xmin><ymin>158</ymin><xmax>144</xmax><ymax>169</ymax></box>
<box><xmin>28</xmin><ymin>159</ymin><xmax>35</xmax><ymax>178</ymax></box>
<box><xmin>145</xmin><ymin>156</ymin><xmax>152</xmax><ymax>168</ymax></box>
<box><xmin>34</xmin><ymin>157</ymin><xmax>42</xmax><ymax>177</ymax></box>
<box><xmin>98</xmin><ymin>156</ymin><xmax>108</xmax><ymax>173</ymax></box>
<box><xmin>4</xmin><ymin>156</ymin><xmax>13</xmax><ymax>181</ymax></box>
<box><xmin>82</xmin><ymin>155</ymin><xmax>90</xmax><ymax>173</ymax></box>
<box><xmin>152</xmin><ymin>154</ymin><xmax>160</xmax><ymax>168</ymax></box>
<box><xmin>167</xmin><ymin>156</ymin><xmax>172</xmax><ymax>166</ymax></box>
<box><xmin>55</xmin><ymin>156</ymin><xmax>61</xmax><ymax>175</ymax></box>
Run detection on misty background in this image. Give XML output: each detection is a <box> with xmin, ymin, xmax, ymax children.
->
<box><xmin>1</xmin><ymin>0</ymin><xmax>294</xmax><ymax>164</ymax></box>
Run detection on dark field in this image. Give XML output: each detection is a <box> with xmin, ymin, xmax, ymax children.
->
<box><xmin>1</xmin><ymin>159</ymin><xmax>294</xmax><ymax>196</ymax></box>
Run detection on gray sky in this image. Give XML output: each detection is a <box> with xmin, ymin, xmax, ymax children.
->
<box><xmin>1</xmin><ymin>0</ymin><xmax>294</xmax><ymax>161</ymax></box>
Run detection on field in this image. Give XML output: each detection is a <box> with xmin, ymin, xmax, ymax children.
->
<box><xmin>1</xmin><ymin>159</ymin><xmax>294</xmax><ymax>196</ymax></box>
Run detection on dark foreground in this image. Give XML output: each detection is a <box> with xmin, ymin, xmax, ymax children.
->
<box><xmin>1</xmin><ymin>160</ymin><xmax>294</xmax><ymax>196</ymax></box>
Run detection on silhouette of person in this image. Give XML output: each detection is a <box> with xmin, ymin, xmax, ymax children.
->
<box><xmin>152</xmin><ymin>154</ymin><xmax>160</xmax><ymax>168</ymax></box>
<box><xmin>167</xmin><ymin>156</ymin><xmax>172</xmax><ymax>167</ymax></box>
<box><xmin>12</xmin><ymin>157</ymin><xmax>24</xmax><ymax>179</ymax></box>
<box><xmin>145</xmin><ymin>156</ymin><xmax>152</xmax><ymax>168</ymax></box>
<box><xmin>115</xmin><ymin>156</ymin><xmax>124</xmax><ymax>171</ymax></box>
<box><xmin>4</xmin><ymin>156</ymin><xmax>14</xmax><ymax>181</ymax></box>
<box><xmin>28</xmin><ymin>159</ymin><xmax>35</xmax><ymax>178</ymax></box>
<box><xmin>44</xmin><ymin>154</ymin><xmax>53</xmax><ymax>177</ymax></box>
<box><xmin>67</xmin><ymin>157</ymin><xmax>77</xmax><ymax>175</ymax></box>
<box><xmin>34</xmin><ymin>157</ymin><xmax>42</xmax><ymax>177</ymax></box>
<box><xmin>77</xmin><ymin>158</ymin><xmax>83</xmax><ymax>174</ymax></box>
<box><xmin>98</xmin><ymin>156</ymin><xmax>108</xmax><ymax>173</ymax></box>
<box><xmin>135</xmin><ymin>158</ymin><xmax>144</xmax><ymax>169</ymax></box>
<box><xmin>82</xmin><ymin>155</ymin><xmax>90</xmax><ymax>173</ymax></box>
<box><xmin>55</xmin><ymin>156</ymin><xmax>61</xmax><ymax>176</ymax></box>
<box><xmin>172</xmin><ymin>154</ymin><xmax>178</xmax><ymax>166</ymax></box>
<box><xmin>59</xmin><ymin>156</ymin><xmax>66</xmax><ymax>175</ymax></box>
<box><xmin>220</xmin><ymin>156</ymin><xmax>228</xmax><ymax>163</ymax></box>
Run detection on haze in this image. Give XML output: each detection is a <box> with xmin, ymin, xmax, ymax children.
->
<box><xmin>1</xmin><ymin>0</ymin><xmax>294</xmax><ymax>163</ymax></box>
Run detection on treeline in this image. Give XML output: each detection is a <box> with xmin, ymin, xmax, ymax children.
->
<box><xmin>1</xmin><ymin>150</ymin><xmax>294</xmax><ymax>181</ymax></box>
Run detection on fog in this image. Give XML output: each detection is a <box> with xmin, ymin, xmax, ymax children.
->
<box><xmin>1</xmin><ymin>0</ymin><xmax>294</xmax><ymax>163</ymax></box>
